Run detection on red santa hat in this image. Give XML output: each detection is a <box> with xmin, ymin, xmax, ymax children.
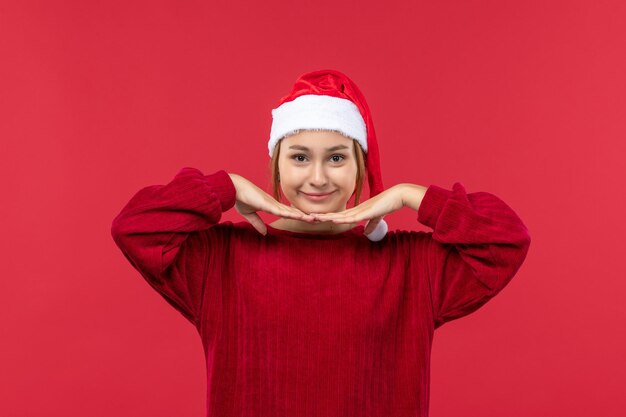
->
<box><xmin>267</xmin><ymin>69</ymin><xmax>388</xmax><ymax>241</ymax></box>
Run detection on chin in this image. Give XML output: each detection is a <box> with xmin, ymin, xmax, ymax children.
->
<box><xmin>291</xmin><ymin>203</ymin><xmax>325</xmax><ymax>215</ymax></box>
<box><xmin>304</xmin><ymin>203</ymin><xmax>345</xmax><ymax>214</ymax></box>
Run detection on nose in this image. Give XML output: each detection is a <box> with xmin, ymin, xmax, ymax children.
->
<box><xmin>309</xmin><ymin>162</ymin><xmax>328</xmax><ymax>188</ymax></box>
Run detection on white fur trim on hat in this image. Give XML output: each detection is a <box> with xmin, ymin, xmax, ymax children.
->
<box><xmin>365</xmin><ymin>218</ymin><xmax>388</xmax><ymax>242</ymax></box>
<box><xmin>268</xmin><ymin>94</ymin><xmax>367</xmax><ymax>157</ymax></box>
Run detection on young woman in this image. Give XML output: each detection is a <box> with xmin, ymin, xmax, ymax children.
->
<box><xmin>111</xmin><ymin>69</ymin><xmax>531</xmax><ymax>417</ymax></box>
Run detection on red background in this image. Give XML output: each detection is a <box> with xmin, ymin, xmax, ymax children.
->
<box><xmin>1</xmin><ymin>1</ymin><xmax>624</xmax><ymax>416</ymax></box>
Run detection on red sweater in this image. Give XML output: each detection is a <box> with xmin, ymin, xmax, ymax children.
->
<box><xmin>111</xmin><ymin>167</ymin><xmax>531</xmax><ymax>417</ymax></box>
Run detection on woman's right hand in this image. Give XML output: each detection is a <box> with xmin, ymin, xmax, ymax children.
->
<box><xmin>228</xmin><ymin>173</ymin><xmax>315</xmax><ymax>235</ymax></box>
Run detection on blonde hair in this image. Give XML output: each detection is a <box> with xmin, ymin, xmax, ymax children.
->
<box><xmin>268</xmin><ymin>129</ymin><xmax>366</xmax><ymax>207</ymax></box>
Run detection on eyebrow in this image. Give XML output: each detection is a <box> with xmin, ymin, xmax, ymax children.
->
<box><xmin>288</xmin><ymin>145</ymin><xmax>350</xmax><ymax>152</ymax></box>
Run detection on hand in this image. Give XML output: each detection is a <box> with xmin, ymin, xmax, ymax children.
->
<box><xmin>310</xmin><ymin>184</ymin><xmax>406</xmax><ymax>235</ymax></box>
<box><xmin>228</xmin><ymin>173</ymin><xmax>316</xmax><ymax>235</ymax></box>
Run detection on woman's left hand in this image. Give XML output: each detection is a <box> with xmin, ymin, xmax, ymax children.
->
<box><xmin>310</xmin><ymin>184</ymin><xmax>407</xmax><ymax>235</ymax></box>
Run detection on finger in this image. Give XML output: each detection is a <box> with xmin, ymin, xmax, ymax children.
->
<box><xmin>277</xmin><ymin>203</ymin><xmax>316</xmax><ymax>222</ymax></box>
<box><xmin>313</xmin><ymin>205</ymin><xmax>362</xmax><ymax>217</ymax></box>
<box><xmin>242</xmin><ymin>212</ymin><xmax>267</xmax><ymax>235</ymax></box>
<box><xmin>311</xmin><ymin>213</ymin><xmax>349</xmax><ymax>223</ymax></box>
<box><xmin>339</xmin><ymin>204</ymin><xmax>367</xmax><ymax>214</ymax></box>
<box><xmin>320</xmin><ymin>214</ymin><xmax>362</xmax><ymax>224</ymax></box>
<box><xmin>289</xmin><ymin>206</ymin><xmax>308</xmax><ymax>215</ymax></box>
<box><xmin>264</xmin><ymin>202</ymin><xmax>305</xmax><ymax>220</ymax></box>
<box><xmin>313</xmin><ymin>201</ymin><xmax>370</xmax><ymax>216</ymax></box>
<box><xmin>281</xmin><ymin>208</ymin><xmax>315</xmax><ymax>222</ymax></box>
<box><xmin>313</xmin><ymin>209</ymin><xmax>365</xmax><ymax>222</ymax></box>
<box><xmin>310</xmin><ymin>210</ymin><xmax>342</xmax><ymax>218</ymax></box>
<box><xmin>287</xmin><ymin>206</ymin><xmax>317</xmax><ymax>222</ymax></box>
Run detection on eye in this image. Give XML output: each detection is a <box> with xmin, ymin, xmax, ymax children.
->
<box><xmin>290</xmin><ymin>154</ymin><xmax>346</xmax><ymax>163</ymax></box>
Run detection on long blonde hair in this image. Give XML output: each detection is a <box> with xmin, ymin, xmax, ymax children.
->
<box><xmin>268</xmin><ymin>129</ymin><xmax>366</xmax><ymax>207</ymax></box>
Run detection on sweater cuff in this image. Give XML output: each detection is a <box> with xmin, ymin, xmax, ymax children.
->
<box><xmin>205</xmin><ymin>169</ymin><xmax>237</xmax><ymax>212</ymax></box>
<box><xmin>416</xmin><ymin>184</ymin><xmax>453</xmax><ymax>230</ymax></box>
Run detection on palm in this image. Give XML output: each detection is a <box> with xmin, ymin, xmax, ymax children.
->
<box><xmin>311</xmin><ymin>185</ymin><xmax>404</xmax><ymax>234</ymax></box>
<box><xmin>234</xmin><ymin>199</ymin><xmax>258</xmax><ymax>217</ymax></box>
<box><xmin>229</xmin><ymin>173</ymin><xmax>315</xmax><ymax>235</ymax></box>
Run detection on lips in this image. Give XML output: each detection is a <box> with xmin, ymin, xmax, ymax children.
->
<box><xmin>303</xmin><ymin>192</ymin><xmax>334</xmax><ymax>196</ymax></box>
<box><xmin>301</xmin><ymin>190</ymin><xmax>336</xmax><ymax>201</ymax></box>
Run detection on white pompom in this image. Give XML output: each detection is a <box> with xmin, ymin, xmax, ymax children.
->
<box><xmin>365</xmin><ymin>218</ymin><xmax>388</xmax><ymax>242</ymax></box>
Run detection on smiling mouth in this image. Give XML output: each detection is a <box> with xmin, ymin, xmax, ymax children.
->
<box><xmin>303</xmin><ymin>191</ymin><xmax>334</xmax><ymax>196</ymax></box>
<box><xmin>301</xmin><ymin>191</ymin><xmax>336</xmax><ymax>200</ymax></box>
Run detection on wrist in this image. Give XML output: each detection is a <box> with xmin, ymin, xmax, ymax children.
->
<box><xmin>399</xmin><ymin>183</ymin><xmax>428</xmax><ymax>211</ymax></box>
<box><xmin>227</xmin><ymin>173</ymin><xmax>241</xmax><ymax>191</ymax></box>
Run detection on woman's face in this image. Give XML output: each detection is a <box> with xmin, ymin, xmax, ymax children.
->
<box><xmin>278</xmin><ymin>130</ymin><xmax>358</xmax><ymax>214</ymax></box>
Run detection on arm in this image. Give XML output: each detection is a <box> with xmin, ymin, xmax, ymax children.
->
<box><xmin>110</xmin><ymin>167</ymin><xmax>236</xmax><ymax>326</ymax></box>
<box><xmin>404</xmin><ymin>182</ymin><xmax>531</xmax><ymax>329</ymax></box>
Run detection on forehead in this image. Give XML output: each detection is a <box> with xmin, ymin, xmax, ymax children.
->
<box><xmin>281</xmin><ymin>130</ymin><xmax>354</xmax><ymax>151</ymax></box>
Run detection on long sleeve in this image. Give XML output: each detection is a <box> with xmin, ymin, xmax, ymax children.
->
<box><xmin>415</xmin><ymin>182</ymin><xmax>531</xmax><ymax>329</ymax></box>
<box><xmin>110</xmin><ymin>167</ymin><xmax>237</xmax><ymax>327</ymax></box>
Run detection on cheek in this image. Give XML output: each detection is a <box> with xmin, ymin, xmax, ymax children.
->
<box><xmin>340</xmin><ymin>167</ymin><xmax>358</xmax><ymax>188</ymax></box>
<box><xmin>281</xmin><ymin>169</ymin><xmax>307</xmax><ymax>185</ymax></box>
<box><xmin>279</xmin><ymin>178</ymin><xmax>300</xmax><ymax>195</ymax></box>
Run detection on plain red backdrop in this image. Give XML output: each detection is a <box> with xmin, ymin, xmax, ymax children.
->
<box><xmin>1</xmin><ymin>1</ymin><xmax>624</xmax><ymax>416</ymax></box>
